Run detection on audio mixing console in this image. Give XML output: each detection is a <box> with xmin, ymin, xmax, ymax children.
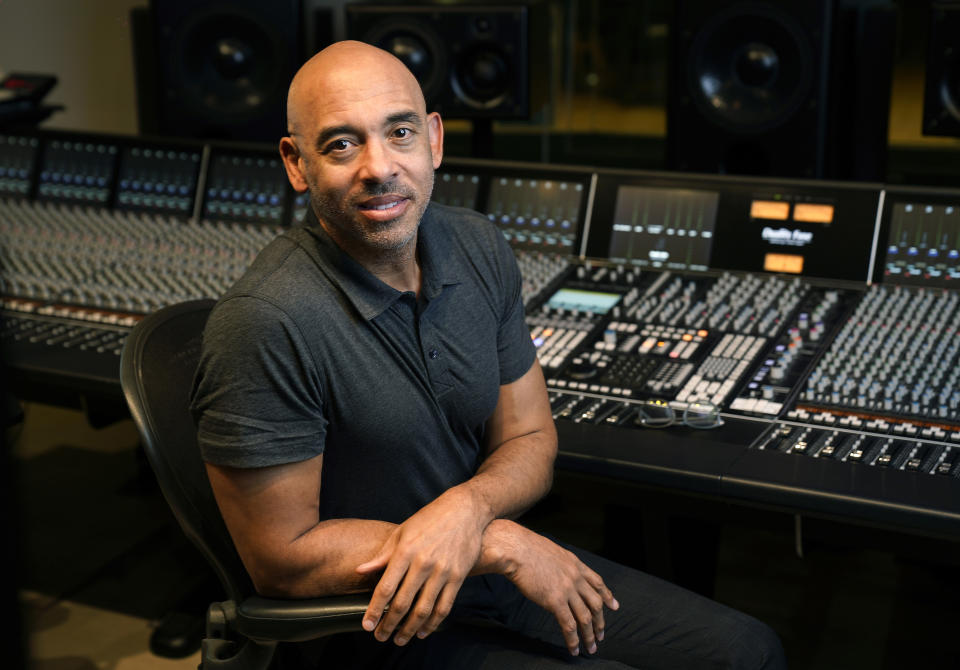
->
<box><xmin>3</xmin><ymin>130</ymin><xmax>960</xmax><ymax>533</ymax></box>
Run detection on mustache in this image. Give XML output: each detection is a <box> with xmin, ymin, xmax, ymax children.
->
<box><xmin>359</xmin><ymin>181</ymin><xmax>415</xmax><ymax>199</ymax></box>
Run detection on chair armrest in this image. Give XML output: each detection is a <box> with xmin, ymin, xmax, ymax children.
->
<box><xmin>235</xmin><ymin>594</ymin><xmax>371</xmax><ymax>643</ymax></box>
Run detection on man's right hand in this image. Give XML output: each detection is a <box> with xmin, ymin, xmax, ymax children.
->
<box><xmin>482</xmin><ymin>519</ymin><xmax>620</xmax><ymax>656</ymax></box>
<box><xmin>355</xmin><ymin>485</ymin><xmax>491</xmax><ymax>646</ymax></box>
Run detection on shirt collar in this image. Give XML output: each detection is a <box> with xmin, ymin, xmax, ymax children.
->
<box><xmin>299</xmin><ymin>202</ymin><xmax>462</xmax><ymax>321</ymax></box>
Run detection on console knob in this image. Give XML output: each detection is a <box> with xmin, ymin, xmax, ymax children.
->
<box><xmin>567</xmin><ymin>356</ymin><xmax>598</xmax><ymax>380</ymax></box>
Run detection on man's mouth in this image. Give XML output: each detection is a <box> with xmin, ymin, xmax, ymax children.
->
<box><xmin>357</xmin><ymin>195</ymin><xmax>410</xmax><ymax>220</ymax></box>
<box><xmin>361</xmin><ymin>198</ymin><xmax>405</xmax><ymax>211</ymax></box>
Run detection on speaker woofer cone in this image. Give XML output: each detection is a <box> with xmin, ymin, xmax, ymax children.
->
<box><xmin>941</xmin><ymin>60</ymin><xmax>960</xmax><ymax>123</ymax></box>
<box><xmin>359</xmin><ymin>20</ymin><xmax>446</xmax><ymax>103</ymax></box>
<box><xmin>380</xmin><ymin>35</ymin><xmax>434</xmax><ymax>84</ymax></box>
<box><xmin>172</xmin><ymin>11</ymin><xmax>284</xmax><ymax>120</ymax></box>
<box><xmin>451</xmin><ymin>44</ymin><xmax>512</xmax><ymax>109</ymax></box>
<box><xmin>689</xmin><ymin>5</ymin><xmax>813</xmax><ymax>132</ymax></box>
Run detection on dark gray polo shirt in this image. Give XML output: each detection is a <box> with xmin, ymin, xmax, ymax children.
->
<box><xmin>190</xmin><ymin>203</ymin><xmax>536</xmax><ymax>524</ymax></box>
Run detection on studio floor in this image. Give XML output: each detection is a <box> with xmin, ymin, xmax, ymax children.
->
<box><xmin>9</xmin><ymin>400</ymin><xmax>960</xmax><ymax>670</ymax></box>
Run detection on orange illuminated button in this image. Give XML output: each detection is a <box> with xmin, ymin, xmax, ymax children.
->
<box><xmin>764</xmin><ymin>253</ymin><xmax>804</xmax><ymax>274</ymax></box>
<box><xmin>697</xmin><ymin>329</ymin><xmax>708</xmax><ymax>338</ymax></box>
<box><xmin>751</xmin><ymin>200</ymin><xmax>790</xmax><ymax>220</ymax></box>
<box><xmin>794</xmin><ymin>203</ymin><xmax>834</xmax><ymax>224</ymax></box>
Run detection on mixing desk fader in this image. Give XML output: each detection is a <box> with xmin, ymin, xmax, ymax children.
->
<box><xmin>798</xmin><ymin>284</ymin><xmax>960</xmax><ymax>424</ymax></box>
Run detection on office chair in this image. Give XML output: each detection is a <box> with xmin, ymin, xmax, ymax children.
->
<box><xmin>120</xmin><ymin>299</ymin><xmax>370</xmax><ymax>669</ymax></box>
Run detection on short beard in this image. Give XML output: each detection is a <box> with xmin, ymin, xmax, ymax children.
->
<box><xmin>308</xmin><ymin>173</ymin><xmax>435</xmax><ymax>253</ymax></box>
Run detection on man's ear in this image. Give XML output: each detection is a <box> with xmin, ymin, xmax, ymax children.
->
<box><xmin>427</xmin><ymin>112</ymin><xmax>444</xmax><ymax>170</ymax></box>
<box><xmin>279</xmin><ymin>137</ymin><xmax>309</xmax><ymax>192</ymax></box>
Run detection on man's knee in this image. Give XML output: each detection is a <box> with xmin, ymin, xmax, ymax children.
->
<box><xmin>723</xmin><ymin>613</ymin><xmax>786</xmax><ymax>670</ymax></box>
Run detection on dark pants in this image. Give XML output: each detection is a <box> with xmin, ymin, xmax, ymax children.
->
<box><xmin>279</xmin><ymin>544</ymin><xmax>787</xmax><ymax>669</ymax></box>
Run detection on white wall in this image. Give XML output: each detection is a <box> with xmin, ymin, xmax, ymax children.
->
<box><xmin>0</xmin><ymin>0</ymin><xmax>145</xmax><ymax>135</ymax></box>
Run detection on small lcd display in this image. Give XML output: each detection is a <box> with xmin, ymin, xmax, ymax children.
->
<box><xmin>883</xmin><ymin>202</ymin><xmax>960</xmax><ymax>286</ymax></box>
<box><xmin>546</xmin><ymin>288</ymin><xmax>621</xmax><ymax>314</ymax></box>
<box><xmin>486</xmin><ymin>176</ymin><xmax>582</xmax><ymax>252</ymax></box>
<box><xmin>607</xmin><ymin>185</ymin><xmax>718</xmax><ymax>271</ymax></box>
<box><xmin>433</xmin><ymin>171</ymin><xmax>480</xmax><ymax>210</ymax></box>
<box><xmin>116</xmin><ymin>145</ymin><xmax>200</xmax><ymax>213</ymax></box>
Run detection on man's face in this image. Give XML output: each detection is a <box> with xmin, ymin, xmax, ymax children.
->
<box><xmin>285</xmin><ymin>61</ymin><xmax>443</xmax><ymax>257</ymax></box>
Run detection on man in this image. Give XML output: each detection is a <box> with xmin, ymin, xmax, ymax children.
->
<box><xmin>191</xmin><ymin>40</ymin><xmax>786</xmax><ymax>668</ymax></box>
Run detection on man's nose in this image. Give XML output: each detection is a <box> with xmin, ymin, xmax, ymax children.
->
<box><xmin>358</xmin><ymin>139</ymin><xmax>398</xmax><ymax>183</ymax></box>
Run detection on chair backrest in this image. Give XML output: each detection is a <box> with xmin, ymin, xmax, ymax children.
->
<box><xmin>120</xmin><ymin>299</ymin><xmax>252</xmax><ymax>603</ymax></box>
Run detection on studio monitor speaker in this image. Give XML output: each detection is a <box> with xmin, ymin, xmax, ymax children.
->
<box><xmin>667</xmin><ymin>0</ymin><xmax>895</xmax><ymax>180</ymax></box>
<box><xmin>139</xmin><ymin>0</ymin><xmax>303</xmax><ymax>142</ymax></box>
<box><xmin>923</xmin><ymin>1</ymin><xmax>960</xmax><ymax>137</ymax></box>
<box><xmin>346</xmin><ymin>4</ymin><xmax>529</xmax><ymax>119</ymax></box>
<box><xmin>667</xmin><ymin>0</ymin><xmax>833</xmax><ymax>178</ymax></box>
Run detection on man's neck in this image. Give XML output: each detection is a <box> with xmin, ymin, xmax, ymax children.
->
<box><xmin>332</xmin><ymin>230</ymin><xmax>423</xmax><ymax>295</ymax></box>
<box><xmin>364</xmin><ymin>247</ymin><xmax>422</xmax><ymax>295</ymax></box>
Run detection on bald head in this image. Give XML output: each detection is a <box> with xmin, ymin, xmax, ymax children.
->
<box><xmin>276</xmin><ymin>38</ymin><xmax>444</xmax><ymax>274</ymax></box>
<box><xmin>286</xmin><ymin>40</ymin><xmax>427</xmax><ymax>138</ymax></box>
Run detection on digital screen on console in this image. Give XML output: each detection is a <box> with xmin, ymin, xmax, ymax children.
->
<box><xmin>607</xmin><ymin>185</ymin><xmax>718</xmax><ymax>271</ymax></box>
<box><xmin>883</xmin><ymin>201</ymin><xmax>960</xmax><ymax>287</ymax></box>
<box><xmin>116</xmin><ymin>145</ymin><xmax>201</xmax><ymax>214</ymax></box>
<box><xmin>546</xmin><ymin>288</ymin><xmax>621</xmax><ymax>314</ymax></box>
<box><xmin>743</xmin><ymin>192</ymin><xmax>838</xmax><ymax>275</ymax></box>
<box><xmin>486</xmin><ymin>177</ymin><xmax>583</xmax><ymax>252</ymax></box>
<box><xmin>432</xmin><ymin>171</ymin><xmax>480</xmax><ymax>210</ymax></box>
<box><xmin>589</xmin><ymin>173</ymin><xmax>879</xmax><ymax>281</ymax></box>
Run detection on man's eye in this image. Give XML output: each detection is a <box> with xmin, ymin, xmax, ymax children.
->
<box><xmin>394</xmin><ymin>128</ymin><xmax>412</xmax><ymax>139</ymax></box>
<box><xmin>325</xmin><ymin>139</ymin><xmax>351</xmax><ymax>153</ymax></box>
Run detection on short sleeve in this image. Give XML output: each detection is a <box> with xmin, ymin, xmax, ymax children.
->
<box><xmin>190</xmin><ymin>295</ymin><xmax>328</xmax><ymax>468</ymax></box>
<box><xmin>492</xmin><ymin>231</ymin><xmax>537</xmax><ymax>386</ymax></box>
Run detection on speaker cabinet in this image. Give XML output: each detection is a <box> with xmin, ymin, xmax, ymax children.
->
<box><xmin>346</xmin><ymin>4</ymin><xmax>529</xmax><ymax>119</ymax></box>
<box><xmin>144</xmin><ymin>0</ymin><xmax>303</xmax><ymax>142</ymax></box>
<box><xmin>667</xmin><ymin>0</ymin><xmax>895</xmax><ymax>180</ymax></box>
<box><xmin>923</xmin><ymin>1</ymin><xmax>960</xmax><ymax>137</ymax></box>
<box><xmin>667</xmin><ymin>1</ymin><xmax>834</xmax><ymax>178</ymax></box>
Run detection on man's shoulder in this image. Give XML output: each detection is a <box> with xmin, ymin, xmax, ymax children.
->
<box><xmin>214</xmin><ymin>228</ymin><xmax>336</xmax><ymax>321</ymax></box>
<box><xmin>424</xmin><ymin>202</ymin><xmax>510</xmax><ymax>260</ymax></box>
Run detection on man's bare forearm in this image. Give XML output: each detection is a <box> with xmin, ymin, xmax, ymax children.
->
<box><xmin>455</xmin><ymin>360</ymin><xmax>558</xmax><ymax>530</ymax></box>
<box><xmin>454</xmin><ymin>425</ymin><xmax>556</xmax><ymax>529</ymax></box>
<box><xmin>221</xmin><ymin>434</ymin><xmax>553</xmax><ymax>601</ymax></box>
<box><xmin>250</xmin><ymin>517</ymin><xmax>397</xmax><ymax>598</ymax></box>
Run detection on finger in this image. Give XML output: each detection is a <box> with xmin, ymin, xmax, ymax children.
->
<box><xmin>362</xmin><ymin>557</ymin><xmax>409</xmax><ymax>633</ymax></box>
<box><xmin>584</xmin><ymin>569</ymin><xmax>619</xmax><ymax>611</ymax></box>
<box><xmin>417</xmin><ymin>581</ymin><xmax>460</xmax><ymax>639</ymax></box>
<box><xmin>374</xmin><ymin>564</ymin><xmax>430</xmax><ymax>642</ymax></box>
<box><xmin>393</xmin><ymin>573</ymin><xmax>449</xmax><ymax>646</ymax></box>
<box><xmin>356</xmin><ymin>548</ymin><xmax>391</xmax><ymax>574</ymax></box>
<box><xmin>554</xmin><ymin>607</ymin><xmax>581</xmax><ymax>656</ymax></box>
<box><xmin>577</xmin><ymin>579</ymin><xmax>606</xmax><ymax>643</ymax></box>
<box><xmin>569</xmin><ymin>595</ymin><xmax>597</xmax><ymax>655</ymax></box>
